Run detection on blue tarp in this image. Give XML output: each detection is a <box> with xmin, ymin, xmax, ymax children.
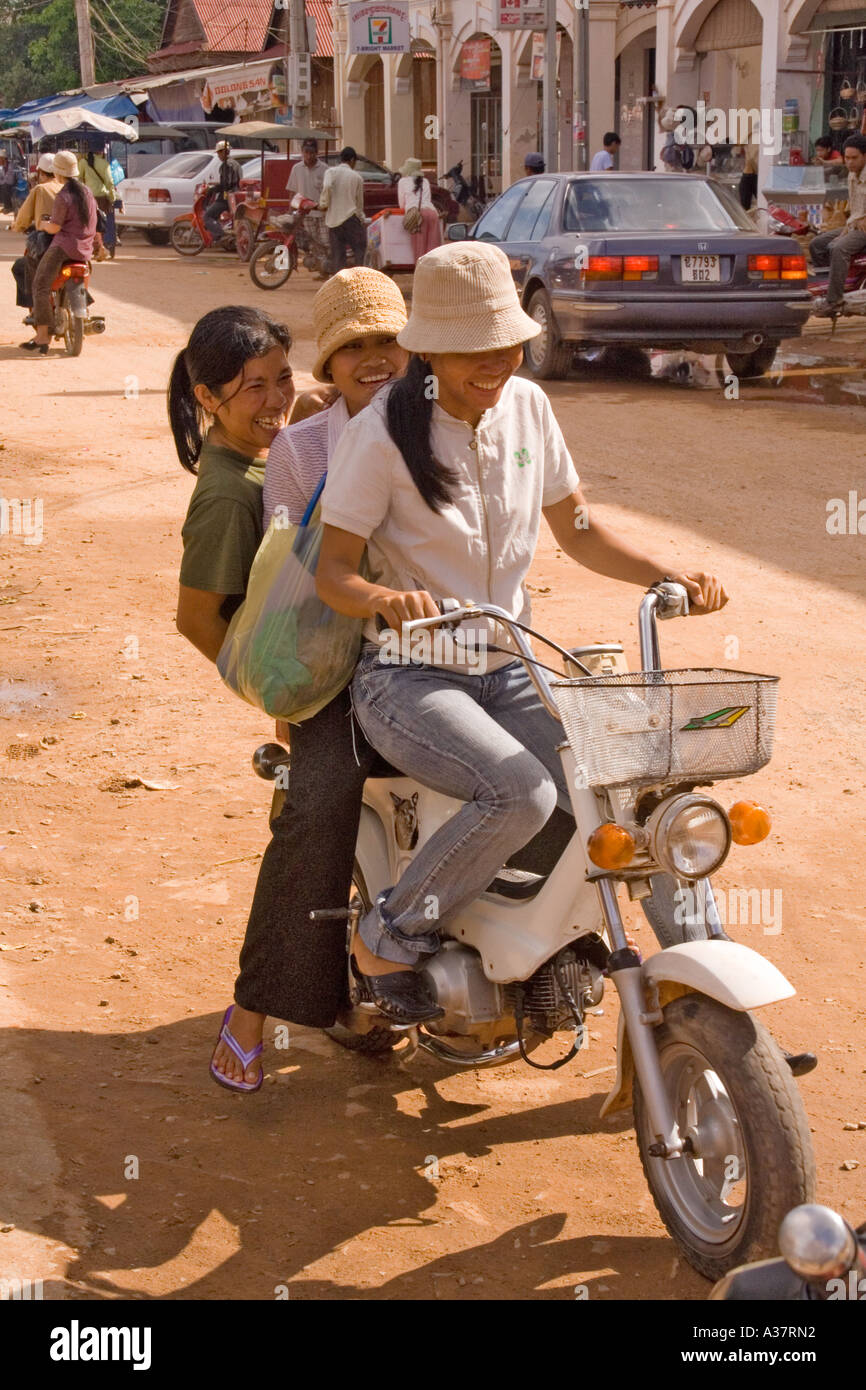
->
<box><xmin>3</xmin><ymin>90</ymin><xmax>139</xmax><ymax>126</ymax></box>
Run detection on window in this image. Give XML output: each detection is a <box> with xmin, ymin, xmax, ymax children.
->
<box><xmin>562</xmin><ymin>176</ymin><xmax>753</xmax><ymax>232</ymax></box>
<box><xmin>147</xmin><ymin>153</ymin><xmax>213</xmax><ymax>179</ymax></box>
<box><xmin>507</xmin><ymin>179</ymin><xmax>556</xmax><ymax>241</ymax></box>
<box><xmin>473</xmin><ymin>181</ymin><xmax>528</xmax><ymax>242</ymax></box>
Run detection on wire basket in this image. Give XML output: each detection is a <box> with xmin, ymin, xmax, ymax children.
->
<box><xmin>552</xmin><ymin>668</ymin><xmax>779</xmax><ymax>789</ymax></box>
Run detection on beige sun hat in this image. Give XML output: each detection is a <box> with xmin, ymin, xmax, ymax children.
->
<box><xmin>398</xmin><ymin>157</ymin><xmax>423</xmax><ymax>178</ymax></box>
<box><xmin>396</xmin><ymin>241</ymin><xmax>541</xmax><ymax>355</ymax></box>
<box><xmin>312</xmin><ymin>267</ymin><xmax>409</xmax><ymax>381</ymax></box>
<box><xmin>53</xmin><ymin>149</ymin><xmax>79</xmax><ymax>179</ymax></box>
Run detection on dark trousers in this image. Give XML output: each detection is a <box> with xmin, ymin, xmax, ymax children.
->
<box><xmin>32</xmin><ymin>243</ymin><xmax>71</xmax><ymax>328</ymax></box>
<box><xmin>234</xmin><ymin>688</ymin><xmax>378</xmax><ymax>1028</ymax></box>
<box><xmin>202</xmin><ymin>195</ymin><xmax>229</xmax><ymax>243</ymax></box>
<box><xmin>738</xmin><ymin>171</ymin><xmax>758</xmax><ymax>210</ymax></box>
<box><xmin>12</xmin><ymin>255</ymin><xmax>34</xmax><ymax>308</ymax></box>
<box><xmin>328</xmin><ymin>214</ymin><xmax>367</xmax><ymax>273</ymax></box>
<box><xmin>810</xmin><ymin>225</ymin><xmax>866</xmax><ymax>306</ymax></box>
<box><xmin>0</xmin><ymin>184</ymin><xmax>13</xmax><ymax>213</ymax></box>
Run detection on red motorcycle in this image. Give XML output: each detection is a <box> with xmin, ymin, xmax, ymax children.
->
<box><xmin>248</xmin><ymin>195</ymin><xmax>331</xmax><ymax>289</ymax></box>
<box><xmin>767</xmin><ymin>204</ymin><xmax>866</xmax><ymax>318</ymax></box>
<box><xmin>49</xmin><ymin>261</ymin><xmax>105</xmax><ymax>356</ymax></box>
<box><xmin>170</xmin><ymin>184</ymin><xmax>237</xmax><ymax>257</ymax></box>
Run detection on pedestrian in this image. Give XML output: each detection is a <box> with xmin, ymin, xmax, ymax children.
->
<box><xmin>660</xmin><ymin>130</ymin><xmax>694</xmax><ymax>172</ymax></box>
<box><xmin>20</xmin><ymin>149</ymin><xmax>97</xmax><ymax>355</ymax></box>
<box><xmin>737</xmin><ymin>145</ymin><xmax>759</xmax><ymax>209</ymax></box>
<box><xmin>810</xmin><ymin>134</ymin><xmax>866</xmax><ymax>316</ymax></box>
<box><xmin>590</xmin><ymin>132</ymin><xmax>621</xmax><ymax>171</ymax></box>
<box><xmin>396</xmin><ymin>156</ymin><xmax>442</xmax><ymax>258</ymax></box>
<box><xmin>202</xmin><ymin>140</ymin><xmax>242</xmax><ymax>245</ymax></box>
<box><xmin>0</xmin><ymin>150</ymin><xmax>16</xmax><ymax>213</ymax></box>
<box><xmin>78</xmin><ymin>146</ymin><xmax>117</xmax><ymax>255</ymax></box>
<box><xmin>287</xmin><ymin>137</ymin><xmax>326</xmax><ymax>203</ymax></box>
<box><xmin>523</xmin><ymin>151</ymin><xmax>545</xmax><ymax>177</ymax></box>
<box><xmin>319</xmin><ymin>145</ymin><xmax>367</xmax><ymax>273</ymax></box>
<box><xmin>207</xmin><ymin>269</ymin><xmax>410</xmax><ymax>1092</ymax></box>
<box><xmin>10</xmin><ymin>153</ymin><xmax>61</xmax><ymax>317</ymax></box>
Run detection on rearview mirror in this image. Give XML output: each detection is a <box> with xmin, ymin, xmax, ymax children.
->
<box><xmin>446</xmin><ymin>222</ymin><xmax>468</xmax><ymax>241</ymax></box>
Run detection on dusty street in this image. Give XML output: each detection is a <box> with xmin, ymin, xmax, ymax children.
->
<box><xmin>1</xmin><ymin>230</ymin><xmax>865</xmax><ymax>1302</ymax></box>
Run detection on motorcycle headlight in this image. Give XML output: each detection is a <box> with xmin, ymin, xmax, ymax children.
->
<box><xmin>648</xmin><ymin>794</ymin><xmax>731</xmax><ymax>879</ymax></box>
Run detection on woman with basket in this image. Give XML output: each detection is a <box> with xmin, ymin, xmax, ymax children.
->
<box><xmin>315</xmin><ymin>241</ymin><xmax>728</xmax><ymax>1022</ymax></box>
<box><xmin>396</xmin><ymin>157</ymin><xmax>442</xmax><ymax>259</ymax></box>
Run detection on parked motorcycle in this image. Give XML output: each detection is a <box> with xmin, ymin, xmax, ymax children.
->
<box><xmin>170</xmin><ymin>185</ymin><xmax>236</xmax><ymax>257</ymax></box>
<box><xmin>766</xmin><ymin>205</ymin><xmax>866</xmax><ymax>320</ymax></box>
<box><xmin>47</xmin><ymin>260</ymin><xmax>105</xmax><ymax>356</ymax></box>
<box><xmin>248</xmin><ymin>195</ymin><xmax>330</xmax><ymax>289</ymax></box>
<box><xmin>253</xmin><ymin>582</ymin><xmax>816</xmax><ymax>1279</ymax></box>
<box><xmin>443</xmin><ymin>160</ymin><xmax>485</xmax><ymax>224</ymax></box>
<box><xmin>711</xmin><ymin>1203</ymin><xmax>866</xmax><ymax>1300</ymax></box>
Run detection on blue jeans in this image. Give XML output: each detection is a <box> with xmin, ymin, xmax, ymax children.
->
<box><xmin>350</xmin><ymin>644</ymin><xmax>570</xmax><ymax>966</ymax></box>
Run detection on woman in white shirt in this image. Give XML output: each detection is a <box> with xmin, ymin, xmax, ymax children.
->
<box><xmin>316</xmin><ymin>241</ymin><xmax>728</xmax><ymax>1023</ymax></box>
<box><xmin>396</xmin><ymin>157</ymin><xmax>442</xmax><ymax>257</ymax></box>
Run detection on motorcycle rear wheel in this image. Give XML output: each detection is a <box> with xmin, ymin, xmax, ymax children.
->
<box><xmin>633</xmin><ymin>994</ymin><xmax>815</xmax><ymax>1281</ymax></box>
<box><xmin>170</xmin><ymin>220</ymin><xmax>204</xmax><ymax>256</ymax></box>
<box><xmin>61</xmin><ymin>297</ymin><xmax>83</xmax><ymax>357</ymax></box>
<box><xmin>250</xmin><ymin>241</ymin><xmax>294</xmax><ymax>290</ymax></box>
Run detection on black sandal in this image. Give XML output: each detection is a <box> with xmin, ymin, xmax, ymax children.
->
<box><xmin>350</xmin><ymin>956</ymin><xmax>444</xmax><ymax>1025</ymax></box>
<box><xmin>19</xmin><ymin>340</ymin><xmax>48</xmax><ymax>355</ymax></box>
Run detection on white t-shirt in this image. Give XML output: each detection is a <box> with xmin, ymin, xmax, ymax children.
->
<box><xmin>321</xmin><ymin>375</ymin><xmax>580</xmax><ymax>673</ymax></box>
<box><xmin>397</xmin><ymin>175</ymin><xmax>434</xmax><ymax>211</ymax></box>
<box><xmin>589</xmin><ymin>150</ymin><xmax>614</xmax><ymax>171</ymax></box>
<box><xmin>287</xmin><ymin>158</ymin><xmax>326</xmax><ymax>203</ymax></box>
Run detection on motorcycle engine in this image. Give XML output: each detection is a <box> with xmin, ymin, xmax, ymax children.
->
<box><xmin>507</xmin><ymin>940</ymin><xmax>606</xmax><ymax>1038</ymax></box>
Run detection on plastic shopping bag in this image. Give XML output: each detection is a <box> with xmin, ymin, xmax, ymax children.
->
<box><xmin>217</xmin><ymin>475</ymin><xmax>365</xmax><ymax>724</ymax></box>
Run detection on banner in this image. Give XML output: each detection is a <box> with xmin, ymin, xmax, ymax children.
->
<box><xmin>497</xmin><ymin>0</ymin><xmax>548</xmax><ymax>29</ymax></box>
<box><xmin>460</xmin><ymin>37</ymin><xmax>491</xmax><ymax>84</ymax></box>
<box><xmin>348</xmin><ymin>1</ymin><xmax>410</xmax><ymax>54</ymax></box>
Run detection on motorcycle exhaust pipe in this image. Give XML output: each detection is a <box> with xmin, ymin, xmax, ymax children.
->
<box><xmin>83</xmin><ymin>317</ymin><xmax>106</xmax><ymax>335</ymax></box>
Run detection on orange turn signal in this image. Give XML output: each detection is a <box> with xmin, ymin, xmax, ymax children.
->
<box><xmin>588</xmin><ymin>823</ymin><xmax>636</xmax><ymax>870</ymax></box>
<box><xmin>729</xmin><ymin>800</ymin><xmax>771</xmax><ymax>846</ymax></box>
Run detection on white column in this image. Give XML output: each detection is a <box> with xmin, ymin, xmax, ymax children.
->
<box><xmin>588</xmin><ymin>0</ymin><xmax>619</xmax><ymax>157</ymax></box>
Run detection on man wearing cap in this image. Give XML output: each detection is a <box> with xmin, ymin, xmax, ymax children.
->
<box><xmin>10</xmin><ymin>154</ymin><xmax>61</xmax><ymax>315</ymax></box>
<box><xmin>320</xmin><ymin>146</ymin><xmax>367</xmax><ymax>273</ymax></box>
<box><xmin>287</xmin><ymin>138</ymin><xmax>326</xmax><ymax>204</ymax></box>
<box><xmin>523</xmin><ymin>151</ymin><xmax>545</xmax><ymax>178</ymax></box>
<box><xmin>202</xmin><ymin>140</ymin><xmax>243</xmax><ymax>245</ymax></box>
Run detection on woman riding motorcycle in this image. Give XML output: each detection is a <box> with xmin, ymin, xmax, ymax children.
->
<box><xmin>316</xmin><ymin>241</ymin><xmax>728</xmax><ymax>1023</ymax></box>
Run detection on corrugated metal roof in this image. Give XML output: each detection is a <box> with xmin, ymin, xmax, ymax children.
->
<box><xmin>307</xmin><ymin>0</ymin><xmax>334</xmax><ymax>59</ymax></box>
<box><xmin>193</xmin><ymin>0</ymin><xmax>271</xmax><ymax>53</ymax></box>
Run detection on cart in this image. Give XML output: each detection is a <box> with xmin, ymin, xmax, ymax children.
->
<box><xmin>217</xmin><ymin>121</ymin><xmax>336</xmax><ymax>263</ymax></box>
<box><xmin>364</xmin><ymin>207</ymin><xmax>422</xmax><ymax>274</ymax></box>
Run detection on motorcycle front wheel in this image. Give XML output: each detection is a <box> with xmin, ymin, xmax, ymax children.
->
<box><xmin>170</xmin><ymin>219</ymin><xmax>204</xmax><ymax>256</ymax></box>
<box><xmin>249</xmin><ymin>241</ymin><xmax>294</xmax><ymax>290</ymax></box>
<box><xmin>633</xmin><ymin>994</ymin><xmax>815</xmax><ymax>1281</ymax></box>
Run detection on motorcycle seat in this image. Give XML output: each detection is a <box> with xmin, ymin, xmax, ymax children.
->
<box><xmin>486</xmin><ymin>867</ymin><xmax>547</xmax><ymax>900</ymax></box>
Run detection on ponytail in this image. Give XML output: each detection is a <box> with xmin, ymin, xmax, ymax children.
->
<box><xmin>63</xmin><ymin>175</ymin><xmax>92</xmax><ymax>227</ymax></box>
<box><xmin>166</xmin><ymin>305</ymin><xmax>293</xmax><ymax>474</ymax></box>
<box><xmin>386</xmin><ymin>355</ymin><xmax>460</xmax><ymax>512</ymax></box>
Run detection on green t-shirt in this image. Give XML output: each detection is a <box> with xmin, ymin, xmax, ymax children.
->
<box><xmin>179</xmin><ymin>439</ymin><xmax>265</xmax><ymax>621</ymax></box>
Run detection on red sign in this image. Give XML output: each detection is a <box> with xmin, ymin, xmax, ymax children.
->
<box><xmin>461</xmin><ymin>37</ymin><xmax>491</xmax><ymax>83</ymax></box>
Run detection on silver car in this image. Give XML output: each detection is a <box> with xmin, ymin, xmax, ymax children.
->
<box><xmin>116</xmin><ymin>150</ymin><xmax>261</xmax><ymax>243</ymax></box>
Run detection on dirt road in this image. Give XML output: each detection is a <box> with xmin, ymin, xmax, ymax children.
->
<box><xmin>1</xmin><ymin>233</ymin><xmax>864</xmax><ymax>1301</ymax></box>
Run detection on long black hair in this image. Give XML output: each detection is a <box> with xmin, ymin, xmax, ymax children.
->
<box><xmin>62</xmin><ymin>175</ymin><xmax>92</xmax><ymax>227</ymax></box>
<box><xmin>385</xmin><ymin>354</ymin><xmax>460</xmax><ymax>512</ymax></box>
<box><xmin>167</xmin><ymin>306</ymin><xmax>292</xmax><ymax>473</ymax></box>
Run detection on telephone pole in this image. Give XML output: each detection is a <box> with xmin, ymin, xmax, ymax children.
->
<box><xmin>74</xmin><ymin>0</ymin><xmax>96</xmax><ymax>86</ymax></box>
<box><xmin>289</xmin><ymin>0</ymin><xmax>311</xmax><ymax>127</ymax></box>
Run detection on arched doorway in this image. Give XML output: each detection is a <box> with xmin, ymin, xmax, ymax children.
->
<box><xmin>533</xmin><ymin>25</ymin><xmax>574</xmax><ymax>169</ymax></box>
<box><xmin>363</xmin><ymin>57</ymin><xmax>385</xmax><ymax>162</ymax></box>
<box><xmin>458</xmin><ymin>34</ymin><xmax>503</xmax><ymax>196</ymax></box>
<box><xmin>694</xmin><ymin>0</ymin><xmax>763</xmax><ymax>122</ymax></box>
<box><xmin>412</xmin><ymin>39</ymin><xmax>437</xmax><ymax>165</ymax></box>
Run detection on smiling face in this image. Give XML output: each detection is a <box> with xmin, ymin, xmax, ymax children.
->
<box><xmin>426</xmin><ymin>345</ymin><xmax>525</xmax><ymax>426</ymax></box>
<box><xmin>325</xmin><ymin>334</ymin><xmax>409</xmax><ymax>416</ymax></box>
<box><xmin>194</xmin><ymin>345</ymin><xmax>295</xmax><ymax>458</ymax></box>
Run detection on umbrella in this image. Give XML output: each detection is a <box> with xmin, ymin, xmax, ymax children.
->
<box><xmin>28</xmin><ymin>107</ymin><xmax>139</xmax><ymax>142</ymax></box>
<box><xmin>214</xmin><ymin>122</ymin><xmax>335</xmax><ymax>143</ymax></box>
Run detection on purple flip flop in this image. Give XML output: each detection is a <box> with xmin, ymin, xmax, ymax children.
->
<box><xmin>210</xmin><ymin>1005</ymin><xmax>264</xmax><ymax>1093</ymax></box>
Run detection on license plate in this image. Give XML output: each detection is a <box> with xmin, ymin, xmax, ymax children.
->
<box><xmin>681</xmin><ymin>254</ymin><xmax>720</xmax><ymax>283</ymax></box>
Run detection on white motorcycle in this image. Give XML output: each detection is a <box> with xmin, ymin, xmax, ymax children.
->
<box><xmin>254</xmin><ymin>582</ymin><xmax>816</xmax><ymax>1279</ymax></box>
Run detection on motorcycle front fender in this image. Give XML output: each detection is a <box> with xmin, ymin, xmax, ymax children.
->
<box><xmin>600</xmin><ymin>940</ymin><xmax>796</xmax><ymax>1118</ymax></box>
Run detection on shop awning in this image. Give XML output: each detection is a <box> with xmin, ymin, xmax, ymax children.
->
<box><xmin>307</xmin><ymin>0</ymin><xmax>334</xmax><ymax>58</ymax></box>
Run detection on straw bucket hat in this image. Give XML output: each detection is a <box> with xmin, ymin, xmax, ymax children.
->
<box><xmin>312</xmin><ymin>267</ymin><xmax>408</xmax><ymax>381</ymax></box>
<box><xmin>398</xmin><ymin>157</ymin><xmax>423</xmax><ymax>178</ymax></box>
<box><xmin>396</xmin><ymin>242</ymin><xmax>540</xmax><ymax>355</ymax></box>
<box><xmin>53</xmin><ymin>149</ymin><xmax>79</xmax><ymax>178</ymax></box>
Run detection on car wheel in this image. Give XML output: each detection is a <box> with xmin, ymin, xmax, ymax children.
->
<box><xmin>144</xmin><ymin>228</ymin><xmax>171</xmax><ymax>246</ymax></box>
<box><xmin>725</xmin><ymin>340</ymin><xmax>780</xmax><ymax>378</ymax></box>
<box><xmin>524</xmin><ymin>289</ymin><xmax>573</xmax><ymax>380</ymax></box>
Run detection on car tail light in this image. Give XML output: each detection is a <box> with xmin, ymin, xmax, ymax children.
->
<box><xmin>623</xmin><ymin>254</ymin><xmax>659</xmax><ymax>281</ymax></box>
<box><xmin>781</xmin><ymin>254</ymin><xmax>807</xmax><ymax>280</ymax></box>
<box><xmin>149</xmin><ymin>188</ymin><xmax>171</xmax><ymax>203</ymax></box>
<box><xmin>584</xmin><ymin>255</ymin><xmax>623</xmax><ymax>281</ymax></box>
<box><xmin>748</xmin><ymin>254</ymin><xmax>781</xmax><ymax>279</ymax></box>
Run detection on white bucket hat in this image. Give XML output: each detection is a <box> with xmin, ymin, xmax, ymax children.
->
<box><xmin>396</xmin><ymin>242</ymin><xmax>541</xmax><ymax>354</ymax></box>
<box><xmin>53</xmin><ymin>149</ymin><xmax>79</xmax><ymax>178</ymax></box>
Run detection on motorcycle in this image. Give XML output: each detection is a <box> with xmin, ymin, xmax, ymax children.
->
<box><xmin>443</xmin><ymin>160</ymin><xmax>486</xmax><ymax>225</ymax></box>
<box><xmin>47</xmin><ymin>260</ymin><xmax>105</xmax><ymax>356</ymax></box>
<box><xmin>253</xmin><ymin>582</ymin><xmax>816</xmax><ymax>1279</ymax></box>
<box><xmin>170</xmin><ymin>185</ymin><xmax>236</xmax><ymax>257</ymax></box>
<box><xmin>248</xmin><ymin>195</ymin><xmax>330</xmax><ymax>289</ymax></box>
<box><xmin>711</xmin><ymin>1203</ymin><xmax>866</xmax><ymax>1300</ymax></box>
<box><xmin>766</xmin><ymin>205</ymin><xmax>866</xmax><ymax>320</ymax></box>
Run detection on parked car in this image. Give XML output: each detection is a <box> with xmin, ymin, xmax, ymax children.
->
<box><xmin>448</xmin><ymin>172</ymin><xmax>811</xmax><ymax>379</ymax></box>
<box><xmin>116</xmin><ymin>149</ymin><xmax>261</xmax><ymax>243</ymax></box>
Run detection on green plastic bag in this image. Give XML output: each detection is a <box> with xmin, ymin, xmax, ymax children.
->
<box><xmin>217</xmin><ymin>476</ymin><xmax>365</xmax><ymax>724</ymax></box>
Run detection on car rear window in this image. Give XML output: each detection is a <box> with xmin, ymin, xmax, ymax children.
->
<box><xmin>563</xmin><ymin>177</ymin><xmax>755</xmax><ymax>232</ymax></box>
<box><xmin>147</xmin><ymin>153</ymin><xmax>213</xmax><ymax>179</ymax></box>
